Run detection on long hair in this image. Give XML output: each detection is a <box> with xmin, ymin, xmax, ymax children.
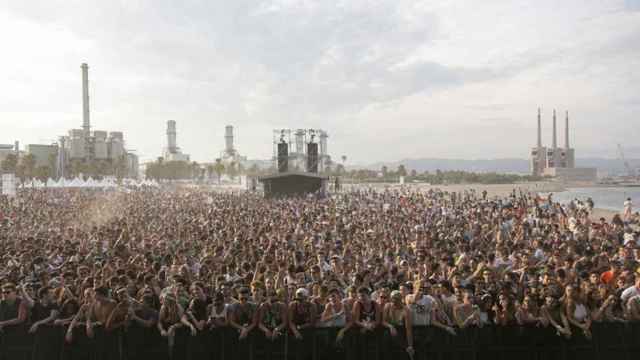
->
<box><xmin>160</xmin><ymin>296</ymin><xmax>180</xmax><ymax>324</ymax></box>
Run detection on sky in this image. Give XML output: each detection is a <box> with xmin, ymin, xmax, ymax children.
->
<box><xmin>0</xmin><ymin>0</ymin><xmax>639</xmax><ymax>164</ymax></box>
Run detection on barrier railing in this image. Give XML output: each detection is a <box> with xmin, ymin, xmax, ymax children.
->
<box><xmin>1</xmin><ymin>322</ymin><xmax>639</xmax><ymax>360</ymax></box>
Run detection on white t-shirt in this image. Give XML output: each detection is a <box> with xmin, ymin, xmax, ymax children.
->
<box><xmin>410</xmin><ymin>295</ymin><xmax>434</xmax><ymax>326</ymax></box>
<box><xmin>621</xmin><ymin>285</ymin><xmax>640</xmax><ymax>303</ymax></box>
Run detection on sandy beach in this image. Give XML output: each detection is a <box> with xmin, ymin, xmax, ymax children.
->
<box><xmin>345</xmin><ymin>181</ymin><xmax>566</xmax><ymax>198</ymax></box>
<box><xmin>345</xmin><ymin>181</ymin><xmax>622</xmax><ymax>221</ymax></box>
<box><xmin>589</xmin><ymin>208</ymin><xmax>619</xmax><ymax>221</ymax></box>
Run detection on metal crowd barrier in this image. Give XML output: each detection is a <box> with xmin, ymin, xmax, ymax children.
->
<box><xmin>1</xmin><ymin>322</ymin><xmax>639</xmax><ymax>360</ymax></box>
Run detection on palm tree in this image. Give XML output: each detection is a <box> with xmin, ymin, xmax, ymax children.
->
<box><xmin>0</xmin><ymin>153</ymin><xmax>18</xmax><ymax>173</ymax></box>
<box><xmin>15</xmin><ymin>163</ymin><xmax>27</xmax><ymax>187</ymax></box>
<box><xmin>213</xmin><ymin>159</ymin><xmax>225</xmax><ymax>184</ymax></box>
<box><xmin>113</xmin><ymin>155</ymin><xmax>128</xmax><ymax>181</ymax></box>
<box><xmin>191</xmin><ymin>161</ymin><xmax>200</xmax><ymax>181</ymax></box>
<box><xmin>227</xmin><ymin>161</ymin><xmax>238</xmax><ymax>180</ymax></box>
<box><xmin>35</xmin><ymin>165</ymin><xmax>51</xmax><ymax>183</ymax></box>
<box><xmin>248</xmin><ymin>164</ymin><xmax>259</xmax><ymax>177</ymax></box>
<box><xmin>397</xmin><ymin>164</ymin><xmax>407</xmax><ymax>177</ymax></box>
<box><xmin>22</xmin><ymin>154</ymin><xmax>36</xmax><ymax>182</ymax></box>
<box><xmin>206</xmin><ymin>164</ymin><xmax>215</xmax><ymax>183</ymax></box>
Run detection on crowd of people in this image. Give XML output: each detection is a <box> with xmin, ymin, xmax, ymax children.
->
<box><xmin>0</xmin><ymin>186</ymin><xmax>639</xmax><ymax>360</ymax></box>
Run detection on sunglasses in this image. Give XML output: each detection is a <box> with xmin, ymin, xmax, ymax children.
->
<box><xmin>2</xmin><ymin>290</ymin><xmax>14</xmax><ymax>294</ymax></box>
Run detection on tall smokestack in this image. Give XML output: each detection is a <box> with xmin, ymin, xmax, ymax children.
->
<box><xmin>552</xmin><ymin>109</ymin><xmax>557</xmax><ymax>149</ymax></box>
<box><xmin>537</xmin><ymin>108</ymin><xmax>542</xmax><ymax>148</ymax></box>
<box><xmin>167</xmin><ymin>120</ymin><xmax>177</xmax><ymax>153</ymax></box>
<box><xmin>81</xmin><ymin>63</ymin><xmax>90</xmax><ymax>136</ymax></box>
<box><xmin>565</xmin><ymin>110</ymin><xmax>569</xmax><ymax>149</ymax></box>
<box><xmin>225</xmin><ymin>125</ymin><xmax>234</xmax><ymax>153</ymax></box>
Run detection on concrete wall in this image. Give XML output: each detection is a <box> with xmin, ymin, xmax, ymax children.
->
<box><xmin>544</xmin><ymin>167</ymin><xmax>597</xmax><ymax>182</ymax></box>
<box><xmin>25</xmin><ymin>144</ymin><xmax>58</xmax><ymax>167</ymax></box>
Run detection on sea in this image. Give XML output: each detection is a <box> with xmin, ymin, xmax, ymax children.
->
<box><xmin>551</xmin><ymin>187</ymin><xmax>640</xmax><ymax>212</ymax></box>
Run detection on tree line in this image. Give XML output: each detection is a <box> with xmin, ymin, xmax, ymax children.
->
<box><xmin>0</xmin><ymin>152</ymin><xmax>129</xmax><ymax>184</ymax></box>
<box><xmin>328</xmin><ymin>164</ymin><xmax>543</xmax><ymax>184</ymax></box>
<box><xmin>144</xmin><ymin>158</ymin><xmax>254</xmax><ymax>183</ymax></box>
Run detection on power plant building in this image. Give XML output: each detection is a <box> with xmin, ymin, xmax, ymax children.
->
<box><xmin>25</xmin><ymin>144</ymin><xmax>58</xmax><ymax>168</ymax></box>
<box><xmin>0</xmin><ymin>142</ymin><xmax>19</xmax><ymax>164</ymax></box>
<box><xmin>163</xmin><ymin>120</ymin><xmax>190</xmax><ymax>162</ymax></box>
<box><xmin>530</xmin><ymin>108</ymin><xmax>596</xmax><ymax>182</ymax></box>
<box><xmin>220</xmin><ymin>125</ymin><xmax>246</xmax><ymax>164</ymax></box>
<box><xmin>58</xmin><ymin>63</ymin><xmax>138</xmax><ymax>177</ymax></box>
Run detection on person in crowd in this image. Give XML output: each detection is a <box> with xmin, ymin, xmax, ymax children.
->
<box><xmin>353</xmin><ymin>286</ymin><xmax>381</xmax><ymax>360</ymax></box>
<box><xmin>454</xmin><ymin>288</ymin><xmax>481</xmax><ymax>328</ymax></box>
<box><xmin>289</xmin><ymin>288</ymin><xmax>316</xmax><ymax>360</ymax></box>
<box><xmin>515</xmin><ymin>294</ymin><xmax>546</xmax><ymax>326</ymax></box>
<box><xmin>0</xmin><ymin>282</ymin><xmax>28</xmax><ymax>330</ymax></box>
<box><xmin>0</xmin><ymin>186</ymin><xmax>639</xmax><ymax>360</ymax></box>
<box><xmin>563</xmin><ymin>284</ymin><xmax>592</xmax><ymax>339</ymax></box>
<box><xmin>157</xmin><ymin>293</ymin><xmax>191</xmax><ymax>359</ymax></box>
<box><xmin>320</xmin><ymin>288</ymin><xmax>346</xmax><ymax>327</ymax></box>
<box><xmin>28</xmin><ymin>286</ymin><xmax>60</xmax><ymax>360</ymax></box>
<box><xmin>541</xmin><ymin>295</ymin><xmax>572</xmax><ymax>339</ymax></box>
<box><xmin>382</xmin><ymin>290</ymin><xmax>414</xmax><ymax>359</ymax></box>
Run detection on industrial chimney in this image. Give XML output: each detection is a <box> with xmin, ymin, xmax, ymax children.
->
<box><xmin>167</xmin><ymin>120</ymin><xmax>177</xmax><ymax>154</ymax></box>
<box><xmin>565</xmin><ymin>111</ymin><xmax>569</xmax><ymax>149</ymax></box>
<box><xmin>537</xmin><ymin>108</ymin><xmax>542</xmax><ymax>149</ymax></box>
<box><xmin>319</xmin><ymin>130</ymin><xmax>328</xmax><ymax>173</ymax></box>
<box><xmin>552</xmin><ymin>109</ymin><xmax>557</xmax><ymax>150</ymax></box>
<box><xmin>225</xmin><ymin>125</ymin><xmax>234</xmax><ymax>154</ymax></box>
<box><xmin>81</xmin><ymin>63</ymin><xmax>90</xmax><ymax>136</ymax></box>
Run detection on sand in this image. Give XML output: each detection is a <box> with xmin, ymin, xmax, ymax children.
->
<box><xmin>589</xmin><ymin>208</ymin><xmax>619</xmax><ymax>222</ymax></box>
<box><xmin>345</xmin><ymin>181</ymin><xmax>622</xmax><ymax>221</ymax></box>
<box><xmin>345</xmin><ymin>181</ymin><xmax>566</xmax><ymax>198</ymax></box>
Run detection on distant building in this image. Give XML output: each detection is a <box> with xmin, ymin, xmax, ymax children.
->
<box><xmin>25</xmin><ymin>144</ymin><xmax>58</xmax><ymax>168</ymax></box>
<box><xmin>0</xmin><ymin>143</ymin><xmax>18</xmax><ymax>164</ymax></box>
<box><xmin>58</xmin><ymin>63</ymin><xmax>137</xmax><ymax>177</ymax></box>
<box><xmin>543</xmin><ymin>167</ymin><xmax>597</xmax><ymax>182</ymax></box>
<box><xmin>220</xmin><ymin>125</ymin><xmax>245</xmax><ymax>164</ymax></box>
<box><xmin>126</xmin><ymin>152</ymin><xmax>139</xmax><ymax>178</ymax></box>
<box><xmin>530</xmin><ymin>108</ymin><xmax>596</xmax><ymax>182</ymax></box>
<box><xmin>163</xmin><ymin>120</ymin><xmax>190</xmax><ymax>162</ymax></box>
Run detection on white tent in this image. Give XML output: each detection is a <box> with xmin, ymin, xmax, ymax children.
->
<box><xmin>103</xmin><ymin>178</ymin><xmax>117</xmax><ymax>188</ymax></box>
<box><xmin>69</xmin><ymin>177</ymin><xmax>84</xmax><ymax>187</ymax></box>
<box><xmin>85</xmin><ymin>177</ymin><xmax>97</xmax><ymax>187</ymax></box>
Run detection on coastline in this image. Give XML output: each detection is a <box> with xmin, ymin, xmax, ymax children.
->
<box><xmin>348</xmin><ymin>181</ymin><xmax>566</xmax><ymax>198</ymax></box>
<box><xmin>589</xmin><ymin>208</ymin><xmax>618</xmax><ymax>221</ymax></box>
<box><xmin>347</xmin><ymin>182</ymin><xmax>623</xmax><ymax>221</ymax></box>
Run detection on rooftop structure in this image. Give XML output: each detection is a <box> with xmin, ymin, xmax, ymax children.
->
<box><xmin>163</xmin><ymin>120</ymin><xmax>190</xmax><ymax>162</ymax></box>
<box><xmin>530</xmin><ymin>108</ymin><xmax>594</xmax><ymax>182</ymax></box>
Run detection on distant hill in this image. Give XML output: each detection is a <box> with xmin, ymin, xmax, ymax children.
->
<box><xmin>357</xmin><ymin>157</ymin><xmax>640</xmax><ymax>175</ymax></box>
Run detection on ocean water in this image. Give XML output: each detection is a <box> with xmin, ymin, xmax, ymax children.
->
<box><xmin>551</xmin><ymin>187</ymin><xmax>640</xmax><ymax>212</ymax></box>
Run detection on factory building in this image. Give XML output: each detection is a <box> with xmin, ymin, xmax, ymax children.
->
<box><xmin>530</xmin><ymin>108</ymin><xmax>596</xmax><ymax>182</ymax></box>
<box><xmin>25</xmin><ymin>144</ymin><xmax>58</xmax><ymax>168</ymax></box>
<box><xmin>0</xmin><ymin>142</ymin><xmax>19</xmax><ymax>164</ymax></box>
<box><xmin>1</xmin><ymin>64</ymin><xmax>138</xmax><ymax>179</ymax></box>
<box><xmin>163</xmin><ymin>120</ymin><xmax>190</xmax><ymax>162</ymax></box>
<box><xmin>219</xmin><ymin>125</ymin><xmax>246</xmax><ymax>164</ymax></box>
<box><xmin>57</xmin><ymin>63</ymin><xmax>138</xmax><ymax>177</ymax></box>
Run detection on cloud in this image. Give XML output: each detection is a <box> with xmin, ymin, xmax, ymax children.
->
<box><xmin>0</xmin><ymin>0</ymin><xmax>639</xmax><ymax>163</ymax></box>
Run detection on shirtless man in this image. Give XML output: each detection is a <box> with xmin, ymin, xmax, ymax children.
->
<box><xmin>86</xmin><ymin>286</ymin><xmax>117</xmax><ymax>337</ymax></box>
<box><xmin>106</xmin><ymin>287</ymin><xmax>135</xmax><ymax>331</ymax></box>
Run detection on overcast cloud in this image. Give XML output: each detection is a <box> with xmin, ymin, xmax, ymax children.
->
<box><xmin>1</xmin><ymin>0</ymin><xmax>639</xmax><ymax>164</ymax></box>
